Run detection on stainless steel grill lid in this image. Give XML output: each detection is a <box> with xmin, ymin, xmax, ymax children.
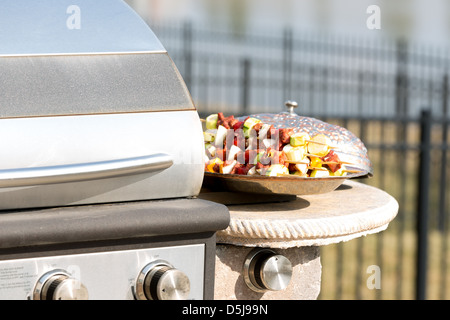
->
<box><xmin>0</xmin><ymin>0</ymin><xmax>165</xmax><ymax>56</ymax></box>
<box><xmin>0</xmin><ymin>0</ymin><xmax>194</xmax><ymax>118</ymax></box>
<box><xmin>0</xmin><ymin>0</ymin><xmax>204</xmax><ymax>210</ymax></box>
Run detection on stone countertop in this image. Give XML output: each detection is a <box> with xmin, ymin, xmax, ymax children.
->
<box><xmin>215</xmin><ymin>180</ymin><xmax>399</xmax><ymax>248</ymax></box>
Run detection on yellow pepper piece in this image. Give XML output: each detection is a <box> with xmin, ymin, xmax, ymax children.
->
<box><xmin>310</xmin><ymin>157</ymin><xmax>323</xmax><ymax>168</ymax></box>
<box><xmin>206</xmin><ymin>158</ymin><xmax>223</xmax><ymax>173</ymax></box>
<box><xmin>290</xmin><ymin>132</ymin><xmax>310</xmax><ymax>147</ymax></box>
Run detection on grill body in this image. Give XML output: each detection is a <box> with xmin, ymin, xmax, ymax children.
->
<box><xmin>0</xmin><ymin>0</ymin><xmax>230</xmax><ymax>300</ymax></box>
<box><xmin>0</xmin><ymin>198</ymin><xmax>229</xmax><ymax>300</ymax></box>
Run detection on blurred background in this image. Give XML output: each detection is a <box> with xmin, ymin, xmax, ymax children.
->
<box><xmin>126</xmin><ymin>0</ymin><xmax>450</xmax><ymax>300</ymax></box>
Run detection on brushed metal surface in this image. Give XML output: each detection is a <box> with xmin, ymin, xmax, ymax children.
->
<box><xmin>35</xmin><ymin>272</ymin><xmax>89</xmax><ymax>300</ymax></box>
<box><xmin>0</xmin><ymin>53</ymin><xmax>194</xmax><ymax>118</ymax></box>
<box><xmin>259</xmin><ymin>255</ymin><xmax>292</xmax><ymax>291</ymax></box>
<box><xmin>0</xmin><ymin>245</ymin><xmax>205</xmax><ymax>300</ymax></box>
<box><xmin>136</xmin><ymin>260</ymin><xmax>191</xmax><ymax>300</ymax></box>
<box><xmin>0</xmin><ymin>0</ymin><xmax>203</xmax><ymax>210</ymax></box>
<box><xmin>49</xmin><ymin>278</ymin><xmax>89</xmax><ymax>300</ymax></box>
<box><xmin>0</xmin><ymin>111</ymin><xmax>205</xmax><ymax>210</ymax></box>
<box><xmin>0</xmin><ymin>0</ymin><xmax>165</xmax><ymax>55</ymax></box>
<box><xmin>156</xmin><ymin>268</ymin><xmax>191</xmax><ymax>300</ymax></box>
<box><xmin>0</xmin><ymin>154</ymin><xmax>173</xmax><ymax>188</ymax></box>
<box><xmin>243</xmin><ymin>248</ymin><xmax>293</xmax><ymax>293</ymax></box>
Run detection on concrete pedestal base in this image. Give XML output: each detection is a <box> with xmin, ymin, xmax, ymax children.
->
<box><xmin>209</xmin><ymin>181</ymin><xmax>398</xmax><ymax>300</ymax></box>
<box><xmin>214</xmin><ymin>244</ymin><xmax>321</xmax><ymax>300</ymax></box>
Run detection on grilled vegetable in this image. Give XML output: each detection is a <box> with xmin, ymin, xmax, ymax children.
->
<box><xmin>285</xmin><ymin>146</ymin><xmax>306</xmax><ymax>163</ymax></box>
<box><xmin>307</xmin><ymin>134</ymin><xmax>331</xmax><ymax>157</ymax></box>
<box><xmin>206</xmin><ymin>158</ymin><xmax>223</xmax><ymax>173</ymax></box>
<box><xmin>310</xmin><ymin>169</ymin><xmax>330</xmax><ymax>177</ymax></box>
<box><xmin>214</xmin><ymin>125</ymin><xmax>227</xmax><ymax>148</ymax></box>
<box><xmin>203</xmin><ymin>129</ymin><xmax>216</xmax><ymax>142</ymax></box>
<box><xmin>206</xmin><ymin>114</ymin><xmax>218</xmax><ymax>130</ymax></box>
<box><xmin>243</xmin><ymin>117</ymin><xmax>261</xmax><ymax>138</ymax></box>
<box><xmin>220</xmin><ymin>160</ymin><xmax>237</xmax><ymax>174</ymax></box>
<box><xmin>290</xmin><ymin>132</ymin><xmax>310</xmax><ymax>147</ymax></box>
<box><xmin>265</xmin><ymin>164</ymin><xmax>289</xmax><ymax>177</ymax></box>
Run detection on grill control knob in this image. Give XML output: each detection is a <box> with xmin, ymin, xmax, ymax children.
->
<box><xmin>243</xmin><ymin>248</ymin><xmax>293</xmax><ymax>292</ymax></box>
<box><xmin>135</xmin><ymin>260</ymin><xmax>190</xmax><ymax>300</ymax></box>
<box><xmin>33</xmin><ymin>270</ymin><xmax>88</xmax><ymax>300</ymax></box>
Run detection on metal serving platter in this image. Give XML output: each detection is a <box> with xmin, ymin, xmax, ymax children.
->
<box><xmin>202</xmin><ymin>109</ymin><xmax>372</xmax><ymax>196</ymax></box>
<box><xmin>203</xmin><ymin>168</ymin><xmax>368</xmax><ymax>196</ymax></box>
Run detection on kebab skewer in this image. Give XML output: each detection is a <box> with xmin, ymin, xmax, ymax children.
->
<box><xmin>203</xmin><ymin>112</ymin><xmax>359</xmax><ymax>177</ymax></box>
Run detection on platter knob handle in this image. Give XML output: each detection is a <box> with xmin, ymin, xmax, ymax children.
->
<box><xmin>285</xmin><ymin>100</ymin><xmax>298</xmax><ymax>114</ymax></box>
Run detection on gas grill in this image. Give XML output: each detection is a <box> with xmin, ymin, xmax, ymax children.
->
<box><xmin>0</xmin><ymin>0</ymin><xmax>229</xmax><ymax>300</ymax></box>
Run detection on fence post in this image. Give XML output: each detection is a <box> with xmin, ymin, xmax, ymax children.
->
<box><xmin>183</xmin><ymin>21</ymin><xmax>193</xmax><ymax>91</ymax></box>
<box><xmin>240</xmin><ymin>58</ymin><xmax>251</xmax><ymax>115</ymax></box>
<box><xmin>283</xmin><ymin>27</ymin><xmax>293</xmax><ymax>100</ymax></box>
<box><xmin>438</xmin><ymin>74</ymin><xmax>448</xmax><ymax>231</ymax></box>
<box><xmin>416</xmin><ymin>109</ymin><xmax>432</xmax><ymax>300</ymax></box>
<box><xmin>395</xmin><ymin>39</ymin><xmax>408</xmax><ymax>118</ymax></box>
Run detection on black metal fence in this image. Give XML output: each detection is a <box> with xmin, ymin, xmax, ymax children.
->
<box><xmin>149</xmin><ymin>21</ymin><xmax>450</xmax><ymax>300</ymax></box>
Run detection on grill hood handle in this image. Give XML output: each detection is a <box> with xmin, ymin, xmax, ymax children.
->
<box><xmin>0</xmin><ymin>154</ymin><xmax>173</xmax><ymax>188</ymax></box>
